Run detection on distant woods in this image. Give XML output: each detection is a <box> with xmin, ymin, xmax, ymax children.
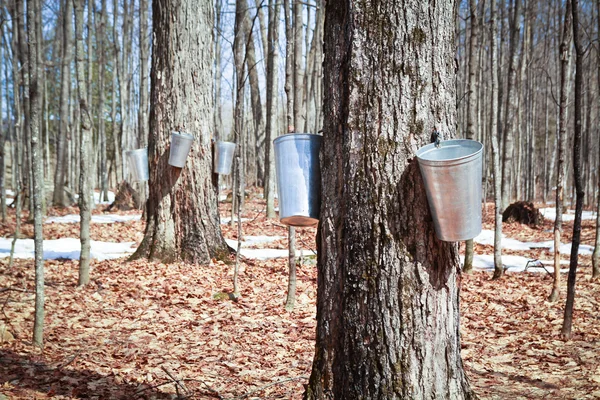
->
<box><xmin>456</xmin><ymin>0</ymin><xmax>599</xmax><ymax>209</ymax></box>
<box><xmin>0</xmin><ymin>0</ymin><xmax>598</xmax><ymax>215</ymax></box>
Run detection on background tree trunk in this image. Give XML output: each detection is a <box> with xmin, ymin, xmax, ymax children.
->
<box><xmin>264</xmin><ymin>0</ymin><xmax>279</xmax><ymax>219</ymax></box>
<box><xmin>463</xmin><ymin>0</ymin><xmax>479</xmax><ymax>274</ymax></box>
<box><xmin>28</xmin><ymin>0</ymin><xmax>45</xmax><ymax>347</ymax></box>
<box><xmin>53</xmin><ymin>0</ymin><xmax>73</xmax><ymax>207</ymax></box>
<box><xmin>130</xmin><ymin>0</ymin><xmax>228</xmax><ymax>264</ymax></box>
<box><xmin>490</xmin><ymin>0</ymin><xmax>504</xmax><ymax>280</ymax></box>
<box><xmin>305</xmin><ymin>0</ymin><xmax>472</xmax><ymax>397</ymax></box>
<box><xmin>98</xmin><ymin>0</ymin><xmax>108</xmax><ymax>202</ymax></box>
<box><xmin>562</xmin><ymin>0</ymin><xmax>585</xmax><ymax>340</ymax></box>
<box><xmin>549</xmin><ymin>0</ymin><xmax>572</xmax><ymax>303</ymax></box>
<box><xmin>74</xmin><ymin>0</ymin><xmax>93</xmax><ymax>286</ymax></box>
<box><xmin>592</xmin><ymin>0</ymin><xmax>600</xmax><ymax>280</ymax></box>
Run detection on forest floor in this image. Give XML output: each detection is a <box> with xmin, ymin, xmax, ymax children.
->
<box><xmin>0</xmin><ymin>189</ymin><xmax>599</xmax><ymax>399</ymax></box>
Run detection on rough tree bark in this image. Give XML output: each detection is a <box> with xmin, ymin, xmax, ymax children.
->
<box><xmin>130</xmin><ymin>0</ymin><xmax>229</xmax><ymax>264</ymax></box>
<box><xmin>562</xmin><ymin>0</ymin><xmax>585</xmax><ymax>340</ymax></box>
<box><xmin>53</xmin><ymin>0</ymin><xmax>73</xmax><ymax>207</ymax></box>
<box><xmin>549</xmin><ymin>0</ymin><xmax>572</xmax><ymax>302</ymax></box>
<box><xmin>28</xmin><ymin>0</ymin><xmax>45</xmax><ymax>347</ymax></box>
<box><xmin>304</xmin><ymin>0</ymin><xmax>473</xmax><ymax>397</ymax></box>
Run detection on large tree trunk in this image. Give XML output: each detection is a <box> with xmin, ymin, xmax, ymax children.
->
<box><xmin>562</xmin><ymin>0</ymin><xmax>585</xmax><ymax>340</ymax></box>
<box><xmin>305</xmin><ymin>0</ymin><xmax>472</xmax><ymax>397</ymax></box>
<box><xmin>74</xmin><ymin>0</ymin><xmax>93</xmax><ymax>286</ymax></box>
<box><xmin>53</xmin><ymin>0</ymin><xmax>73</xmax><ymax>207</ymax></box>
<box><xmin>549</xmin><ymin>0</ymin><xmax>572</xmax><ymax>302</ymax></box>
<box><xmin>131</xmin><ymin>0</ymin><xmax>228</xmax><ymax>264</ymax></box>
<box><xmin>28</xmin><ymin>0</ymin><xmax>45</xmax><ymax>348</ymax></box>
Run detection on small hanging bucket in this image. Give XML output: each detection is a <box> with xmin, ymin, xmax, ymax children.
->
<box><xmin>126</xmin><ymin>148</ymin><xmax>149</xmax><ymax>182</ymax></box>
<box><xmin>214</xmin><ymin>141</ymin><xmax>236</xmax><ymax>175</ymax></box>
<box><xmin>169</xmin><ymin>132</ymin><xmax>195</xmax><ymax>168</ymax></box>
<box><xmin>416</xmin><ymin>139</ymin><xmax>483</xmax><ymax>241</ymax></box>
<box><xmin>274</xmin><ymin>133</ymin><xmax>322</xmax><ymax>227</ymax></box>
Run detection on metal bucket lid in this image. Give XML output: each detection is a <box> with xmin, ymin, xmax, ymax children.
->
<box><xmin>416</xmin><ymin>139</ymin><xmax>483</xmax><ymax>167</ymax></box>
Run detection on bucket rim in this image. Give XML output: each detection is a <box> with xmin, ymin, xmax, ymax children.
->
<box><xmin>171</xmin><ymin>131</ymin><xmax>194</xmax><ymax>140</ymax></box>
<box><xmin>215</xmin><ymin>140</ymin><xmax>237</xmax><ymax>147</ymax></box>
<box><xmin>125</xmin><ymin>147</ymin><xmax>148</xmax><ymax>156</ymax></box>
<box><xmin>416</xmin><ymin>139</ymin><xmax>483</xmax><ymax>166</ymax></box>
<box><xmin>274</xmin><ymin>132</ymin><xmax>322</xmax><ymax>145</ymax></box>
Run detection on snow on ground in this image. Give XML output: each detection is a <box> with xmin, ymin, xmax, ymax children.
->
<box><xmin>74</xmin><ymin>190</ymin><xmax>116</xmax><ymax>205</ymax></box>
<box><xmin>45</xmin><ymin>214</ymin><xmax>141</xmax><ymax>224</ymax></box>
<box><xmin>539</xmin><ymin>207</ymin><xmax>598</xmax><ymax>222</ymax></box>
<box><xmin>0</xmin><ymin>238</ymin><xmax>136</xmax><ymax>261</ymax></box>
<box><xmin>460</xmin><ymin>255</ymin><xmax>570</xmax><ymax>273</ymax></box>
<box><xmin>220</xmin><ymin>217</ymin><xmax>250</xmax><ymax>224</ymax></box>
<box><xmin>225</xmin><ymin>236</ymin><xmax>284</xmax><ymax>249</ymax></box>
<box><xmin>474</xmin><ymin>229</ymin><xmax>594</xmax><ymax>255</ymax></box>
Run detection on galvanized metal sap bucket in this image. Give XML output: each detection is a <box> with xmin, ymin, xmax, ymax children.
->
<box><xmin>214</xmin><ymin>141</ymin><xmax>236</xmax><ymax>175</ymax></box>
<box><xmin>274</xmin><ymin>133</ymin><xmax>322</xmax><ymax>227</ymax></box>
<box><xmin>416</xmin><ymin>139</ymin><xmax>483</xmax><ymax>241</ymax></box>
<box><xmin>126</xmin><ymin>148</ymin><xmax>149</xmax><ymax>182</ymax></box>
<box><xmin>169</xmin><ymin>131</ymin><xmax>194</xmax><ymax>168</ymax></box>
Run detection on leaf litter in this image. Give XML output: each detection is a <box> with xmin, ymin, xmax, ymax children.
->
<box><xmin>0</xmin><ymin>194</ymin><xmax>598</xmax><ymax>398</ymax></box>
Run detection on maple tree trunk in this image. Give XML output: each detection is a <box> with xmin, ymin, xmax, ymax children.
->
<box><xmin>562</xmin><ymin>0</ymin><xmax>584</xmax><ymax>340</ymax></box>
<box><xmin>98</xmin><ymin>0</ymin><xmax>108</xmax><ymax>203</ymax></box>
<box><xmin>131</xmin><ymin>0</ymin><xmax>228</xmax><ymax>265</ymax></box>
<box><xmin>74</xmin><ymin>0</ymin><xmax>93</xmax><ymax>287</ymax></box>
<box><xmin>490</xmin><ymin>0</ymin><xmax>503</xmax><ymax>280</ymax></box>
<box><xmin>28</xmin><ymin>0</ymin><xmax>45</xmax><ymax>347</ymax></box>
<box><xmin>264</xmin><ymin>0</ymin><xmax>279</xmax><ymax>219</ymax></box>
<box><xmin>463</xmin><ymin>0</ymin><xmax>478</xmax><ymax>274</ymax></box>
<box><xmin>305</xmin><ymin>0</ymin><xmax>472</xmax><ymax>397</ymax></box>
<box><xmin>500</xmin><ymin>0</ymin><xmax>521</xmax><ymax>210</ymax></box>
<box><xmin>549</xmin><ymin>0</ymin><xmax>572</xmax><ymax>303</ymax></box>
<box><xmin>593</xmin><ymin>0</ymin><xmax>600</xmax><ymax>280</ymax></box>
<box><xmin>53</xmin><ymin>0</ymin><xmax>73</xmax><ymax>207</ymax></box>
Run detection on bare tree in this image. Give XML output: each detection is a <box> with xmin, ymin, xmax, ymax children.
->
<box><xmin>264</xmin><ymin>0</ymin><xmax>279</xmax><ymax>219</ymax></box>
<box><xmin>74</xmin><ymin>0</ymin><xmax>93</xmax><ymax>286</ymax></box>
<box><xmin>562</xmin><ymin>0</ymin><xmax>585</xmax><ymax>340</ymax></box>
<box><xmin>592</xmin><ymin>0</ymin><xmax>600</xmax><ymax>280</ymax></box>
<box><xmin>549</xmin><ymin>0</ymin><xmax>572</xmax><ymax>303</ymax></box>
<box><xmin>490</xmin><ymin>0</ymin><xmax>504</xmax><ymax>280</ymax></box>
<box><xmin>28</xmin><ymin>0</ymin><xmax>45</xmax><ymax>347</ymax></box>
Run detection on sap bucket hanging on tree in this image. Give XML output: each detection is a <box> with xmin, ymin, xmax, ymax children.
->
<box><xmin>213</xmin><ymin>141</ymin><xmax>236</xmax><ymax>175</ymax></box>
<box><xmin>274</xmin><ymin>133</ymin><xmax>322</xmax><ymax>227</ymax></box>
<box><xmin>169</xmin><ymin>131</ymin><xmax>194</xmax><ymax>168</ymax></box>
<box><xmin>126</xmin><ymin>148</ymin><xmax>149</xmax><ymax>182</ymax></box>
<box><xmin>416</xmin><ymin>137</ymin><xmax>483</xmax><ymax>241</ymax></box>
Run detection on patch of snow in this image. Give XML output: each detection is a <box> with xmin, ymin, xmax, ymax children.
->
<box><xmin>0</xmin><ymin>238</ymin><xmax>136</xmax><ymax>261</ymax></box>
<box><xmin>225</xmin><ymin>236</ymin><xmax>284</xmax><ymax>249</ymax></box>
<box><xmin>45</xmin><ymin>214</ymin><xmax>141</xmax><ymax>224</ymax></box>
<box><xmin>234</xmin><ymin>249</ymin><xmax>290</xmax><ymax>260</ymax></box>
<box><xmin>74</xmin><ymin>190</ymin><xmax>116</xmax><ymax>205</ymax></box>
<box><xmin>220</xmin><ymin>217</ymin><xmax>249</xmax><ymax>224</ymax></box>
<box><xmin>473</xmin><ymin>229</ymin><xmax>594</xmax><ymax>255</ymax></box>
<box><xmin>460</xmin><ymin>255</ymin><xmax>570</xmax><ymax>273</ymax></box>
<box><xmin>539</xmin><ymin>208</ymin><xmax>597</xmax><ymax>222</ymax></box>
<box><xmin>5</xmin><ymin>189</ymin><xmax>14</xmax><ymax>197</ymax></box>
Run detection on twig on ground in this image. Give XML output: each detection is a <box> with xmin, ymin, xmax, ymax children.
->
<box><xmin>232</xmin><ymin>375</ymin><xmax>308</xmax><ymax>399</ymax></box>
<box><xmin>161</xmin><ymin>366</ymin><xmax>190</xmax><ymax>398</ymax></box>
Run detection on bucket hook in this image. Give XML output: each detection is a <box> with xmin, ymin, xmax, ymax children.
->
<box><xmin>431</xmin><ymin>129</ymin><xmax>442</xmax><ymax>148</ymax></box>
